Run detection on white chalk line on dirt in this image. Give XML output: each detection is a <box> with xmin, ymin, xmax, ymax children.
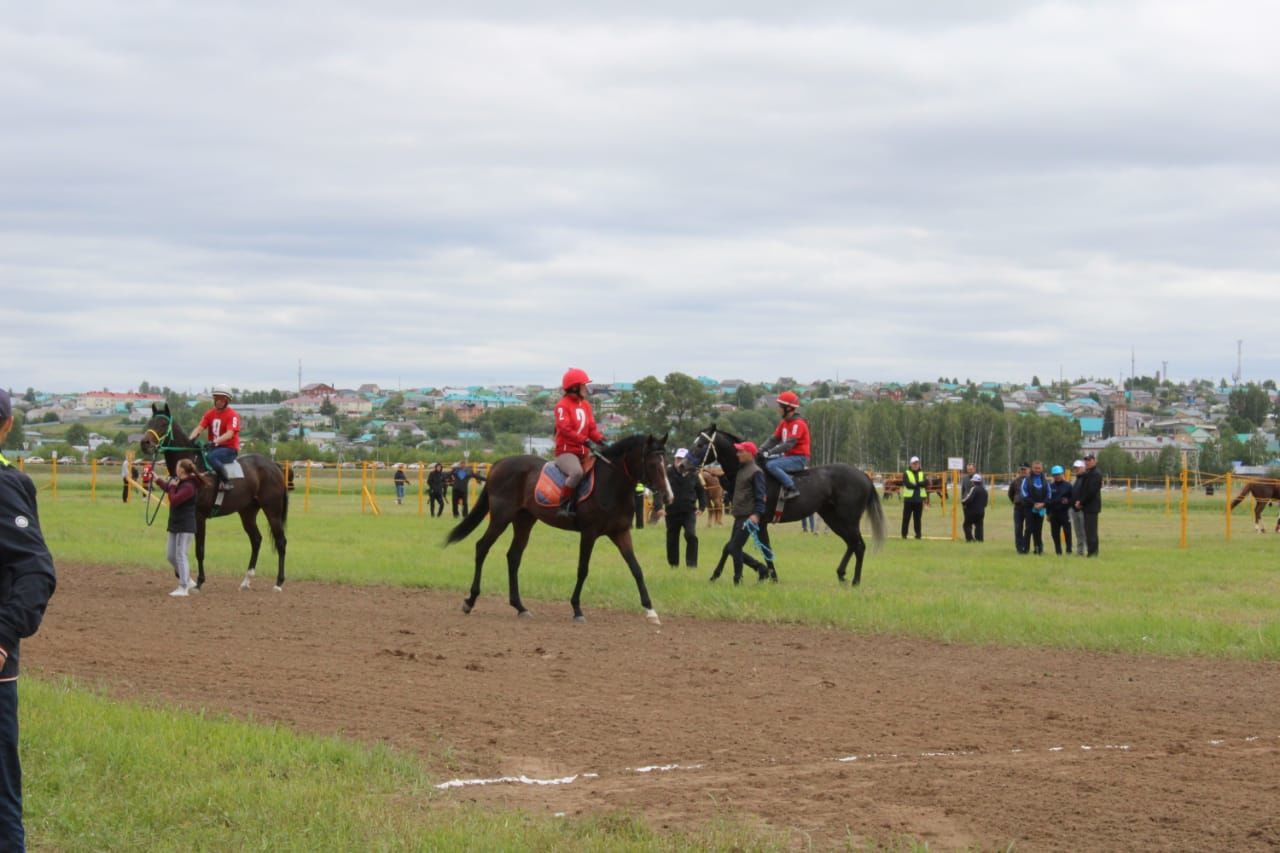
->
<box><xmin>436</xmin><ymin>735</ymin><xmax>1278</xmax><ymax>791</ymax></box>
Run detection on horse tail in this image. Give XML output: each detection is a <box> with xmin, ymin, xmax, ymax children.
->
<box><xmin>445</xmin><ymin>486</ymin><xmax>489</xmax><ymax>546</ymax></box>
<box><xmin>1230</xmin><ymin>482</ymin><xmax>1253</xmax><ymax>510</ymax></box>
<box><xmin>865</xmin><ymin>483</ymin><xmax>886</xmax><ymax>551</ymax></box>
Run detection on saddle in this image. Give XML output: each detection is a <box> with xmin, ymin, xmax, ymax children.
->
<box><xmin>534</xmin><ymin>458</ymin><xmax>597</xmax><ymax>508</ymax></box>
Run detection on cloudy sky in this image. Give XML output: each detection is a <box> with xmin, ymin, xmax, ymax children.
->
<box><xmin>4</xmin><ymin>1</ymin><xmax>1279</xmax><ymax>394</ymax></box>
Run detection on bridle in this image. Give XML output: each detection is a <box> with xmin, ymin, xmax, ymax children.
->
<box><xmin>691</xmin><ymin>427</ymin><xmax>721</xmax><ymax>473</ymax></box>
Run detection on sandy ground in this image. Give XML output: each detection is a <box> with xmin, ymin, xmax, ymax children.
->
<box><xmin>26</xmin><ymin>563</ymin><xmax>1280</xmax><ymax>850</ymax></box>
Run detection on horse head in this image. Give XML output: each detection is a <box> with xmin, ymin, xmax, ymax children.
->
<box><xmin>140</xmin><ymin>403</ymin><xmax>174</xmax><ymax>456</ymax></box>
<box><xmin>644</xmin><ymin>433</ymin><xmax>674</xmax><ymax>505</ymax></box>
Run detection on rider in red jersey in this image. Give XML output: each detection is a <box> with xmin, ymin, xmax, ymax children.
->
<box><xmin>553</xmin><ymin>368</ymin><xmax>606</xmax><ymax>518</ymax></box>
<box><xmin>759</xmin><ymin>390</ymin><xmax>809</xmax><ymax>500</ymax></box>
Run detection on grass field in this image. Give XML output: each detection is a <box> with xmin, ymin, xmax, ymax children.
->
<box><xmin>18</xmin><ymin>473</ymin><xmax>1280</xmax><ymax>850</ymax></box>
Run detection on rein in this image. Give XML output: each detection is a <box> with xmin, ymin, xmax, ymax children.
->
<box><xmin>141</xmin><ymin>413</ymin><xmax>207</xmax><ymax>527</ymax></box>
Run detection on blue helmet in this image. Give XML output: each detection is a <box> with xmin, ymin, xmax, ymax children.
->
<box><xmin>1050</xmin><ymin>465</ymin><xmax>1064</xmax><ymax>475</ymax></box>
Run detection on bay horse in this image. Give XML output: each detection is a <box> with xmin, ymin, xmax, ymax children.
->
<box><xmin>140</xmin><ymin>404</ymin><xmax>289</xmax><ymax>591</ymax></box>
<box><xmin>687</xmin><ymin>425</ymin><xmax>886</xmax><ymax>585</ymax></box>
<box><xmin>1229</xmin><ymin>480</ymin><xmax>1280</xmax><ymax>533</ymax></box>
<box><xmin>445</xmin><ymin>434</ymin><xmax>673</xmax><ymax>624</ymax></box>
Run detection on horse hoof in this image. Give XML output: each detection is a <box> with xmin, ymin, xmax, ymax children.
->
<box><xmin>272</xmin><ymin>585</ymin><xmax>283</xmax><ymax>593</ymax></box>
<box><xmin>239</xmin><ymin>580</ymin><xmax>251</xmax><ymax>591</ymax></box>
<box><xmin>518</xmin><ymin>610</ymin><xmax>534</xmax><ymax>620</ymax></box>
<box><xmin>461</xmin><ymin>602</ymin><xmax>473</xmax><ymax>614</ymax></box>
<box><xmin>573</xmin><ymin>614</ymin><xmax>587</xmax><ymax>624</ymax></box>
<box><xmin>644</xmin><ymin>609</ymin><xmax>661</xmax><ymax>626</ymax></box>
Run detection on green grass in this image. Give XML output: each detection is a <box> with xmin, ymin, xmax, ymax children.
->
<box><xmin>32</xmin><ymin>475</ymin><xmax>1280</xmax><ymax>660</ymax></box>
<box><xmin>23</xmin><ymin>678</ymin><xmax>780</xmax><ymax>852</ymax></box>
<box><xmin>21</xmin><ymin>473</ymin><xmax>1270</xmax><ymax>850</ymax></box>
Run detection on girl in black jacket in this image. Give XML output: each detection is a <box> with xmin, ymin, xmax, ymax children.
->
<box><xmin>155</xmin><ymin>459</ymin><xmax>201</xmax><ymax>596</ymax></box>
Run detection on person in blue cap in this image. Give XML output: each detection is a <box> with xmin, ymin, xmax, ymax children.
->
<box><xmin>1047</xmin><ymin>464</ymin><xmax>1075</xmax><ymax>555</ymax></box>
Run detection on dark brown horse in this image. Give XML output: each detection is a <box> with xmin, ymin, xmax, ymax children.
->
<box><xmin>140</xmin><ymin>404</ymin><xmax>289</xmax><ymax>591</ymax></box>
<box><xmin>1229</xmin><ymin>480</ymin><xmax>1280</xmax><ymax>532</ymax></box>
<box><xmin>445</xmin><ymin>434</ymin><xmax>673</xmax><ymax>624</ymax></box>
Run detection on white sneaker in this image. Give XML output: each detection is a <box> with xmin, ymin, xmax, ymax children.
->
<box><xmin>169</xmin><ymin>586</ymin><xmax>189</xmax><ymax>597</ymax></box>
<box><xmin>185</xmin><ymin>583</ymin><xmax>199</xmax><ymax>594</ymax></box>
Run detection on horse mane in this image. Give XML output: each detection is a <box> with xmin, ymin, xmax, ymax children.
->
<box><xmin>599</xmin><ymin>434</ymin><xmax>648</xmax><ymax>461</ymax></box>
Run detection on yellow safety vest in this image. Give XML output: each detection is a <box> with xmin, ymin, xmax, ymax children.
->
<box><xmin>903</xmin><ymin>468</ymin><xmax>926</xmax><ymax>500</ymax></box>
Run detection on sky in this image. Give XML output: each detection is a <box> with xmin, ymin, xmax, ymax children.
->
<box><xmin>4</xmin><ymin>1</ymin><xmax>1280</xmax><ymax>395</ymax></box>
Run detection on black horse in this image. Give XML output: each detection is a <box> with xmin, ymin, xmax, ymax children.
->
<box><xmin>446</xmin><ymin>434</ymin><xmax>673</xmax><ymax>624</ymax></box>
<box><xmin>140</xmin><ymin>404</ymin><xmax>289</xmax><ymax>591</ymax></box>
<box><xmin>688</xmin><ymin>425</ymin><xmax>885</xmax><ymax>585</ymax></box>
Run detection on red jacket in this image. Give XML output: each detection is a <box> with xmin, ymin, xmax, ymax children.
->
<box><xmin>198</xmin><ymin>406</ymin><xmax>241</xmax><ymax>451</ymax></box>
<box><xmin>554</xmin><ymin>394</ymin><xmax>604</xmax><ymax>457</ymax></box>
<box><xmin>772</xmin><ymin>415</ymin><xmax>811</xmax><ymax>457</ymax></box>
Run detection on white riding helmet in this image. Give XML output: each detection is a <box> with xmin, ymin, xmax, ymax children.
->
<box><xmin>211</xmin><ymin>384</ymin><xmax>234</xmax><ymax>401</ymax></box>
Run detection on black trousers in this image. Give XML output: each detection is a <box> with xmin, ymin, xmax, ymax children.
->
<box><xmin>0</xmin><ymin>681</ymin><xmax>23</xmax><ymax>851</ymax></box>
<box><xmin>633</xmin><ymin>493</ymin><xmax>645</xmax><ymax>529</ymax></box>
<box><xmin>1012</xmin><ymin>505</ymin><xmax>1028</xmax><ymax>553</ymax></box>
<box><xmin>714</xmin><ymin>517</ymin><xmax>768</xmax><ymax>582</ymax></box>
<box><xmin>1024</xmin><ymin>510</ymin><xmax>1045</xmax><ymax>554</ymax></box>
<box><xmin>1083</xmin><ymin>512</ymin><xmax>1100</xmax><ymax>556</ymax></box>
<box><xmin>1049</xmin><ymin>515</ymin><xmax>1072</xmax><ymax>555</ymax></box>
<box><xmin>963</xmin><ymin>512</ymin><xmax>984</xmax><ymax>542</ymax></box>
<box><xmin>665</xmin><ymin>511</ymin><xmax>699</xmax><ymax>566</ymax></box>
<box><xmin>452</xmin><ymin>489</ymin><xmax>468</xmax><ymax>517</ymax></box>
<box><xmin>429</xmin><ymin>491</ymin><xmax>445</xmax><ymax>517</ymax></box>
<box><xmin>901</xmin><ymin>500</ymin><xmax>923</xmax><ymax>538</ymax></box>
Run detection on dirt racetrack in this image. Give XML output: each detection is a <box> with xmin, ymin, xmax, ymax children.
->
<box><xmin>28</xmin><ymin>563</ymin><xmax>1280</xmax><ymax>850</ymax></box>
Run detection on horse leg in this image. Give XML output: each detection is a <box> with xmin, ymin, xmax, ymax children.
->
<box><xmin>238</xmin><ymin>509</ymin><xmax>264</xmax><ymax>591</ymax></box>
<box><xmin>194</xmin><ymin>516</ymin><xmax>207</xmax><ymax>589</ymax></box>
<box><xmin>569</xmin><ymin>534</ymin><xmax>598</xmax><ymax>623</ymax></box>
<box><xmin>606</xmin><ymin>529</ymin><xmax>661</xmax><ymax>626</ymax></box>
<box><xmin>267</xmin><ymin>506</ymin><xmax>288</xmax><ymax>591</ymax></box>
<box><xmin>462</xmin><ymin>516</ymin><xmax>510</xmax><ymax>614</ymax></box>
<box><xmin>506</xmin><ymin>515</ymin><xmax>535</xmax><ymax>618</ymax></box>
<box><xmin>1255</xmin><ymin>501</ymin><xmax>1266</xmax><ymax>533</ymax></box>
<box><xmin>822</xmin><ymin>511</ymin><xmax>866</xmax><ymax>586</ymax></box>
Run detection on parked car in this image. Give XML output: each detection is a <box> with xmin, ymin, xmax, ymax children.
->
<box><xmin>25</xmin><ymin>456</ymin><xmax>44</xmax><ymax>464</ymax></box>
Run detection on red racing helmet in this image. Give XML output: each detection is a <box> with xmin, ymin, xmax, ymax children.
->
<box><xmin>562</xmin><ymin>367</ymin><xmax>592</xmax><ymax>391</ymax></box>
<box><xmin>776</xmin><ymin>390</ymin><xmax>800</xmax><ymax>408</ymax></box>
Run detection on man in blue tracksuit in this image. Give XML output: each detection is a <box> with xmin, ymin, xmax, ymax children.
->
<box><xmin>1019</xmin><ymin>460</ymin><xmax>1051</xmax><ymax>555</ymax></box>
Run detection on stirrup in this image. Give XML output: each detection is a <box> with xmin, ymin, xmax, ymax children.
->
<box><xmin>556</xmin><ymin>500</ymin><xmax>577</xmax><ymax>518</ymax></box>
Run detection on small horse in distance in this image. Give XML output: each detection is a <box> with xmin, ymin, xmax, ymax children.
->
<box><xmin>446</xmin><ymin>434</ymin><xmax>673</xmax><ymax>624</ymax></box>
<box><xmin>140</xmin><ymin>404</ymin><xmax>289</xmax><ymax>591</ymax></box>
<box><xmin>1229</xmin><ymin>480</ymin><xmax>1280</xmax><ymax>533</ymax></box>
<box><xmin>686</xmin><ymin>425</ymin><xmax>886</xmax><ymax>585</ymax></box>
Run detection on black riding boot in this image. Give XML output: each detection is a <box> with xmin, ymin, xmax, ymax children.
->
<box><xmin>557</xmin><ymin>497</ymin><xmax>577</xmax><ymax>519</ymax></box>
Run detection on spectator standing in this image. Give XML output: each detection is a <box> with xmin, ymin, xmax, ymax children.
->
<box><xmin>427</xmin><ymin>463</ymin><xmax>446</xmax><ymax>517</ymax></box>
<box><xmin>1008</xmin><ymin>462</ymin><xmax>1030</xmax><ymax>554</ymax></box>
<box><xmin>1068</xmin><ymin>460</ymin><xmax>1087</xmax><ymax>555</ymax></box>
<box><xmin>632</xmin><ymin>482</ymin><xmax>646</xmax><ymax>529</ymax></box>
<box><xmin>1047</xmin><ymin>465</ymin><xmax>1074</xmax><ymax>555</ymax></box>
<box><xmin>663</xmin><ymin>449</ymin><xmax>707</xmax><ymax>569</ymax></box>
<box><xmin>900</xmin><ymin>456</ymin><xmax>927</xmax><ymax>539</ymax></box>
<box><xmin>962</xmin><ymin>473</ymin><xmax>987</xmax><ymax>542</ymax></box>
<box><xmin>1074</xmin><ymin>453</ymin><xmax>1103</xmax><ymax>557</ymax></box>
<box><xmin>153</xmin><ymin>458</ymin><xmax>201</xmax><ymax>596</ymax></box>
<box><xmin>0</xmin><ymin>387</ymin><xmax>58</xmax><ymax>850</ymax></box>
<box><xmin>450</xmin><ymin>462</ymin><xmax>472</xmax><ymax>517</ymax></box>
<box><xmin>960</xmin><ymin>463</ymin><xmax>978</xmax><ymax>501</ymax></box>
<box><xmin>711</xmin><ymin>441</ymin><xmax>770</xmax><ymax>584</ymax></box>
<box><xmin>393</xmin><ymin>465</ymin><xmax>408</xmax><ymax>505</ymax></box>
<box><xmin>1020</xmin><ymin>461</ymin><xmax>1050</xmax><ymax>555</ymax></box>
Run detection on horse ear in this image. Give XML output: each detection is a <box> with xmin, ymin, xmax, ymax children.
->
<box><xmin>660</xmin><ymin>431</ymin><xmax>668</xmax><ymax>446</ymax></box>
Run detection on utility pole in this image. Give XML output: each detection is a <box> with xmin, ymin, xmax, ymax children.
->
<box><xmin>1232</xmin><ymin>339</ymin><xmax>1243</xmax><ymax>386</ymax></box>
<box><xmin>298</xmin><ymin>359</ymin><xmax>302</xmax><ymax>394</ymax></box>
